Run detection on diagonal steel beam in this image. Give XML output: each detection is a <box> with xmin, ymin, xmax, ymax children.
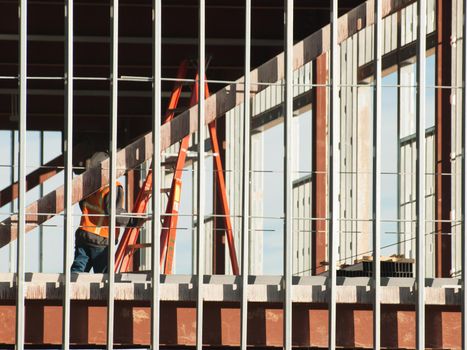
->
<box><xmin>0</xmin><ymin>140</ymin><xmax>99</xmax><ymax>208</ymax></box>
<box><xmin>0</xmin><ymin>132</ymin><xmax>153</xmax><ymax>248</ymax></box>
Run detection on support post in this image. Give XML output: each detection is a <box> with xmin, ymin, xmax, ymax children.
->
<box><xmin>39</xmin><ymin>131</ymin><xmax>44</xmax><ymax>273</ymax></box>
<box><xmin>61</xmin><ymin>0</ymin><xmax>73</xmax><ymax>348</ymax></box>
<box><xmin>283</xmin><ymin>0</ymin><xmax>294</xmax><ymax>348</ymax></box>
<box><xmin>16</xmin><ymin>0</ymin><xmax>27</xmax><ymax>348</ymax></box>
<box><xmin>329</xmin><ymin>0</ymin><xmax>339</xmax><ymax>348</ymax></box>
<box><xmin>107</xmin><ymin>0</ymin><xmax>119</xmax><ymax>348</ymax></box>
<box><xmin>312</xmin><ymin>53</ymin><xmax>327</xmax><ymax>276</ymax></box>
<box><xmin>151</xmin><ymin>0</ymin><xmax>162</xmax><ymax>347</ymax></box>
<box><xmin>372</xmin><ymin>0</ymin><xmax>382</xmax><ymax>348</ymax></box>
<box><xmin>461</xmin><ymin>0</ymin><xmax>467</xmax><ymax>347</ymax></box>
<box><xmin>416</xmin><ymin>0</ymin><xmax>427</xmax><ymax>348</ymax></box>
<box><xmin>240</xmin><ymin>0</ymin><xmax>251</xmax><ymax>347</ymax></box>
<box><xmin>196</xmin><ymin>0</ymin><xmax>206</xmax><ymax>348</ymax></box>
<box><xmin>9</xmin><ymin>130</ymin><xmax>15</xmax><ymax>273</ymax></box>
<box><xmin>435</xmin><ymin>0</ymin><xmax>452</xmax><ymax>278</ymax></box>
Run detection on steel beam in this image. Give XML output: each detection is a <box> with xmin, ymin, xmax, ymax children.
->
<box><xmin>240</xmin><ymin>0</ymin><xmax>251</xmax><ymax>347</ymax></box>
<box><xmin>329</xmin><ymin>0</ymin><xmax>339</xmax><ymax>348</ymax></box>
<box><xmin>107</xmin><ymin>0</ymin><xmax>119</xmax><ymax>348</ymax></box>
<box><xmin>0</xmin><ymin>140</ymin><xmax>102</xmax><ymax>208</ymax></box>
<box><xmin>372</xmin><ymin>0</ymin><xmax>382</xmax><ymax>348</ymax></box>
<box><xmin>61</xmin><ymin>0</ymin><xmax>74</xmax><ymax>348</ymax></box>
<box><xmin>416</xmin><ymin>0</ymin><xmax>427</xmax><ymax>348</ymax></box>
<box><xmin>0</xmin><ymin>132</ymin><xmax>155</xmax><ymax>249</ymax></box>
<box><xmin>461</xmin><ymin>0</ymin><xmax>467</xmax><ymax>346</ymax></box>
<box><xmin>283</xmin><ymin>0</ymin><xmax>294</xmax><ymax>348</ymax></box>
<box><xmin>0</xmin><ymin>33</ymin><xmax>284</xmax><ymax>47</ymax></box>
<box><xmin>151</xmin><ymin>0</ymin><xmax>162</xmax><ymax>348</ymax></box>
<box><xmin>9</xmin><ymin>130</ymin><xmax>15</xmax><ymax>273</ymax></box>
<box><xmin>196</xmin><ymin>0</ymin><xmax>206</xmax><ymax>348</ymax></box>
<box><xmin>312</xmin><ymin>53</ymin><xmax>327</xmax><ymax>276</ymax></box>
<box><xmin>435</xmin><ymin>0</ymin><xmax>452</xmax><ymax>278</ymax></box>
<box><xmin>16</xmin><ymin>0</ymin><xmax>27</xmax><ymax>349</ymax></box>
<box><xmin>38</xmin><ymin>131</ymin><xmax>45</xmax><ymax>273</ymax></box>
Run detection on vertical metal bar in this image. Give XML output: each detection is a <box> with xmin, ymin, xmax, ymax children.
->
<box><xmin>435</xmin><ymin>0</ymin><xmax>452</xmax><ymax>278</ymax></box>
<box><xmin>192</xmin><ymin>161</ymin><xmax>197</xmax><ymax>273</ymax></box>
<box><xmin>240</xmin><ymin>0</ymin><xmax>251</xmax><ymax>348</ymax></box>
<box><xmin>196</xmin><ymin>0</ymin><xmax>206</xmax><ymax>348</ymax></box>
<box><xmin>284</xmin><ymin>0</ymin><xmax>293</xmax><ymax>349</ymax></box>
<box><xmin>16</xmin><ymin>0</ymin><xmax>27</xmax><ymax>348</ymax></box>
<box><xmin>329</xmin><ymin>0</ymin><xmax>339</xmax><ymax>348</ymax></box>
<box><xmin>39</xmin><ymin>131</ymin><xmax>44</xmax><ymax>273</ymax></box>
<box><xmin>9</xmin><ymin>130</ymin><xmax>15</xmax><ymax>273</ymax></box>
<box><xmin>372</xmin><ymin>0</ymin><xmax>382</xmax><ymax>348</ymax></box>
<box><xmin>312</xmin><ymin>54</ymin><xmax>327</xmax><ymax>276</ymax></box>
<box><xmin>461</xmin><ymin>0</ymin><xmax>467</xmax><ymax>346</ymax></box>
<box><xmin>107</xmin><ymin>0</ymin><xmax>118</xmax><ymax>348</ymax></box>
<box><xmin>396</xmin><ymin>9</ymin><xmax>402</xmax><ymax>257</ymax></box>
<box><xmin>416</xmin><ymin>0</ymin><xmax>426</xmax><ymax>348</ymax></box>
<box><xmin>62</xmin><ymin>0</ymin><xmax>73</xmax><ymax>348</ymax></box>
<box><xmin>151</xmin><ymin>0</ymin><xmax>161</xmax><ymax>348</ymax></box>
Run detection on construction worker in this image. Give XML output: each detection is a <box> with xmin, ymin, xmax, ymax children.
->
<box><xmin>71</xmin><ymin>152</ymin><xmax>130</xmax><ymax>273</ymax></box>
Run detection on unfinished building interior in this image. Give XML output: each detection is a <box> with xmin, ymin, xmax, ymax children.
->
<box><xmin>0</xmin><ymin>0</ymin><xmax>466</xmax><ymax>348</ymax></box>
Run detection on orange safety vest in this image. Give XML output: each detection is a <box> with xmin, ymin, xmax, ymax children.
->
<box><xmin>79</xmin><ymin>181</ymin><xmax>122</xmax><ymax>238</ymax></box>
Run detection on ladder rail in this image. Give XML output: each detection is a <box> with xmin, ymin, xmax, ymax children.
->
<box><xmin>115</xmin><ymin>61</ymin><xmax>240</xmax><ymax>275</ymax></box>
<box><xmin>208</xmin><ymin>122</ymin><xmax>240</xmax><ymax>275</ymax></box>
<box><xmin>115</xmin><ymin>60</ymin><xmax>188</xmax><ymax>272</ymax></box>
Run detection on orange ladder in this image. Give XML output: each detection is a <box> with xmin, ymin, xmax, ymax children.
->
<box><xmin>115</xmin><ymin>60</ymin><xmax>240</xmax><ymax>275</ymax></box>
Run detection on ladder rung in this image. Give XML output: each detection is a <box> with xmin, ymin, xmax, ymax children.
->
<box><xmin>162</xmin><ymin>151</ymin><xmax>218</xmax><ymax>158</ymax></box>
<box><xmin>186</xmin><ymin>152</ymin><xmax>218</xmax><ymax>159</ymax></box>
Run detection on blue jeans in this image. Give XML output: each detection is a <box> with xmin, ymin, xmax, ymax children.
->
<box><xmin>71</xmin><ymin>245</ymin><xmax>109</xmax><ymax>273</ymax></box>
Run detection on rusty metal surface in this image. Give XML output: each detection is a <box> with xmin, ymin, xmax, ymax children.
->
<box><xmin>435</xmin><ymin>0</ymin><xmax>452</xmax><ymax>278</ymax></box>
<box><xmin>0</xmin><ymin>300</ymin><xmax>461</xmax><ymax>348</ymax></box>
<box><xmin>312</xmin><ymin>53</ymin><xmax>327</xmax><ymax>275</ymax></box>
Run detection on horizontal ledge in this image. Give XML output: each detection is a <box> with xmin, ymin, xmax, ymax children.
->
<box><xmin>0</xmin><ymin>273</ymin><xmax>461</xmax><ymax>305</ymax></box>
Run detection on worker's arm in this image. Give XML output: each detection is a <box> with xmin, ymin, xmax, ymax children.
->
<box><xmin>104</xmin><ymin>185</ymin><xmax>130</xmax><ymax>227</ymax></box>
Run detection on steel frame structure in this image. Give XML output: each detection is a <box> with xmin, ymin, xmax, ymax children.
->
<box><xmin>1</xmin><ymin>0</ymin><xmax>463</xmax><ymax>349</ymax></box>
